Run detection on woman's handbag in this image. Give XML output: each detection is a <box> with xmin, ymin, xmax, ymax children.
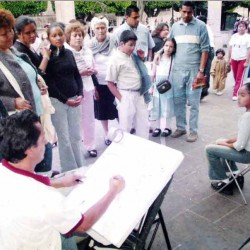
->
<box><xmin>156</xmin><ymin>57</ymin><xmax>173</xmax><ymax>94</ymax></box>
<box><xmin>156</xmin><ymin>79</ymin><xmax>172</xmax><ymax>94</ymax></box>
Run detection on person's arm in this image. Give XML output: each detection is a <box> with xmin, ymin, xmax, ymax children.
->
<box><xmin>210</xmin><ymin>58</ymin><xmax>216</xmax><ymax>76</ymax></box>
<box><xmin>197</xmin><ymin>51</ymin><xmax>208</xmax><ymax>80</ymax></box>
<box><xmin>227</xmin><ymin>45</ymin><xmax>232</xmax><ymax>66</ymax></box>
<box><xmin>75</xmin><ymin>175</ymin><xmax>125</xmax><ymax>232</ymax></box>
<box><xmin>39</xmin><ymin>47</ymin><xmax>51</xmax><ymax>74</ymax></box>
<box><xmin>107</xmin><ymin>81</ymin><xmax>122</xmax><ymax>101</ymax></box>
<box><xmin>216</xmin><ymin>138</ymin><xmax>236</xmax><ymax>148</ymax></box>
<box><xmin>50</xmin><ymin>172</ymin><xmax>85</xmax><ymax>188</ymax></box>
<box><xmin>147</xmin><ymin>49</ymin><xmax>153</xmax><ymax>62</ymax></box>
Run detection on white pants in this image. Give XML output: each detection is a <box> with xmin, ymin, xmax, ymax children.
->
<box><xmin>81</xmin><ymin>90</ymin><xmax>96</xmax><ymax>151</ymax></box>
<box><xmin>116</xmin><ymin>90</ymin><xmax>149</xmax><ymax>139</ymax></box>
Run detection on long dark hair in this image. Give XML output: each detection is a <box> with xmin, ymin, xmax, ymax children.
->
<box><xmin>163</xmin><ymin>38</ymin><xmax>177</xmax><ymax>56</ymax></box>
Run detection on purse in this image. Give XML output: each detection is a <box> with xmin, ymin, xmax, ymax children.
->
<box><xmin>156</xmin><ymin>79</ymin><xmax>171</xmax><ymax>94</ymax></box>
<box><xmin>156</xmin><ymin>57</ymin><xmax>173</xmax><ymax>94</ymax></box>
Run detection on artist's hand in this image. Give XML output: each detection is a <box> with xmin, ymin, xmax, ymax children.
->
<box><xmin>15</xmin><ymin>97</ymin><xmax>32</xmax><ymax>110</ymax></box>
<box><xmin>60</xmin><ymin>172</ymin><xmax>86</xmax><ymax>187</ymax></box>
<box><xmin>109</xmin><ymin>175</ymin><xmax>125</xmax><ymax>194</ymax></box>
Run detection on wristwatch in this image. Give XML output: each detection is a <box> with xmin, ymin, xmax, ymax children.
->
<box><xmin>199</xmin><ymin>68</ymin><xmax>204</xmax><ymax>73</ymax></box>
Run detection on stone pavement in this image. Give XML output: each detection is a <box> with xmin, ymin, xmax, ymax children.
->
<box><xmin>53</xmin><ymin>72</ymin><xmax>250</xmax><ymax>250</ymax></box>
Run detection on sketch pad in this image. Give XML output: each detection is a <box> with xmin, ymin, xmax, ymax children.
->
<box><xmin>66</xmin><ymin>131</ymin><xmax>184</xmax><ymax>247</ymax></box>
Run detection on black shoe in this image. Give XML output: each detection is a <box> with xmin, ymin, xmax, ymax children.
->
<box><xmin>105</xmin><ymin>139</ymin><xmax>112</xmax><ymax>146</ymax></box>
<box><xmin>130</xmin><ymin>128</ymin><xmax>136</xmax><ymax>134</ymax></box>
<box><xmin>161</xmin><ymin>128</ymin><xmax>172</xmax><ymax>137</ymax></box>
<box><xmin>230</xmin><ymin>174</ymin><xmax>244</xmax><ymax>189</ymax></box>
<box><xmin>152</xmin><ymin>128</ymin><xmax>161</xmax><ymax>137</ymax></box>
<box><xmin>211</xmin><ymin>181</ymin><xmax>234</xmax><ymax>195</ymax></box>
<box><xmin>88</xmin><ymin>150</ymin><xmax>97</xmax><ymax>158</ymax></box>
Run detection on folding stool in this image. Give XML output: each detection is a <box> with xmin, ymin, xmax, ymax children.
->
<box><xmin>218</xmin><ymin>160</ymin><xmax>250</xmax><ymax>205</ymax></box>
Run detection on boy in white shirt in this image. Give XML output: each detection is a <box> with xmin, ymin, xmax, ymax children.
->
<box><xmin>106</xmin><ymin>30</ymin><xmax>149</xmax><ymax>139</ymax></box>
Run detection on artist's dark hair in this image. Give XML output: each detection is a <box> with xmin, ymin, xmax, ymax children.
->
<box><xmin>125</xmin><ymin>5</ymin><xmax>139</xmax><ymax>16</ymax></box>
<box><xmin>15</xmin><ymin>15</ymin><xmax>36</xmax><ymax>34</ymax></box>
<box><xmin>151</xmin><ymin>23</ymin><xmax>169</xmax><ymax>37</ymax></box>
<box><xmin>215</xmin><ymin>48</ymin><xmax>225</xmax><ymax>56</ymax></box>
<box><xmin>181</xmin><ymin>1</ymin><xmax>195</xmax><ymax>10</ymax></box>
<box><xmin>119</xmin><ymin>30</ymin><xmax>137</xmax><ymax>44</ymax></box>
<box><xmin>163</xmin><ymin>38</ymin><xmax>177</xmax><ymax>55</ymax></box>
<box><xmin>0</xmin><ymin>110</ymin><xmax>40</xmax><ymax>163</ymax></box>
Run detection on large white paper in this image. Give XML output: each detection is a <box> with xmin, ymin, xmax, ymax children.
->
<box><xmin>66</xmin><ymin>131</ymin><xmax>183</xmax><ymax>247</ymax></box>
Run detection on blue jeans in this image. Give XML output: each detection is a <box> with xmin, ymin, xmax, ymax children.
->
<box><xmin>206</xmin><ymin>144</ymin><xmax>250</xmax><ymax>180</ymax></box>
<box><xmin>172</xmin><ymin>68</ymin><xmax>202</xmax><ymax>133</ymax></box>
<box><xmin>61</xmin><ymin>235</ymin><xmax>78</xmax><ymax>250</ymax></box>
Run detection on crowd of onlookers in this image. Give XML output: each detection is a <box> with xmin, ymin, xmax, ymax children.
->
<box><xmin>0</xmin><ymin>2</ymin><xmax>250</xmax><ymax>176</ymax></box>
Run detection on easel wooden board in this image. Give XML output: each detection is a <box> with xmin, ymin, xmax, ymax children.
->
<box><xmin>66</xmin><ymin>131</ymin><xmax>184</xmax><ymax>247</ymax></box>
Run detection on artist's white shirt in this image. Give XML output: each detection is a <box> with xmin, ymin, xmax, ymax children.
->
<box><xmin>0</xmin><ymin>160</ymin><xmax>83</xmax><ymax>250</ymax></box>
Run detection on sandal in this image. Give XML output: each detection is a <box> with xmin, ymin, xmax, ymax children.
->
<box><xmin>161</xmin><ymin>128</ymin><xmax>172</xmax><ymax>137</ymax></box>
<box><xmin>88</xmin><ymin>150</ymin><xmax>97</xmax><ymax>158</ymax></box>
<box><xmin>152</xmin><ymin>128</ymin><xmax>161</xmax><ymax>137</ymax></box>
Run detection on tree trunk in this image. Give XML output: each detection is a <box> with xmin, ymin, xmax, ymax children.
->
<box><xmin>137</xmin><ymin>0</ymin><xmax>145</xmax><ymax>22</ymax></box>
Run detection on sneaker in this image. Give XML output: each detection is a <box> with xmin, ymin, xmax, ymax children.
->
<box><xmin>152</xmin><ymin>128</ymin><xmax>161</xmax><ymax>137</ymax></box>
<box><xmin>216</xmin><ymin>91</ymin><xmax>223</xmax><ymax>96</ymax></box>
<box><xmin>230</xmin><ymin>174</ymin><xmax>244</xmax><ymax>189</ymax></box>
<box><xmin>186</xmin><ymin>132</ymin><xmax>198</xmax><ymax>142</ymax></box>
<box><xmin>171</xmin><ymin>129</ymin><xmax>187</xmax><ymax>138</ymax></box>
<box><xmin>232</xmin><ymin>96</ymin><xmax>238</xmax><ymax>101</ymax></box>
<box><xmin>211</xmin><ymin>181</ymin><xmax>234</xmax><ymax>195</ymax></box>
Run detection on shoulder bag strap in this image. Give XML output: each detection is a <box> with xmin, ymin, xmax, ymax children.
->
<box><xmin>0</xmin><ymin>61</ymin><xmax>24</xmax><ymax>99</ymax></box>
<box><xmin>167</xmin><ymin>57</ymin><xmax>173</xmax><ymax>80</ymax></box>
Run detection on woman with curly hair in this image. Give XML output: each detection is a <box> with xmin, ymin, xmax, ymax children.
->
<box><xmin>151</xmin><ymin>22</ymin><xmax>169</xmax><ymax>60</ymax></box>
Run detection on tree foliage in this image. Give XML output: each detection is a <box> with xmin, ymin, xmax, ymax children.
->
<box><xmin>0</xmin><ymin>1</ymin><xmax>47</xmax><ymax>17</ymax></box>
<box><xmin>144</xmin><ymin>1</ymin><xmax>174</xmax><ymax>17</ymax></box>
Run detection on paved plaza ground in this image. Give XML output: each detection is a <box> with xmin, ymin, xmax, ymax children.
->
<box><xmin>53</xmin><ymin>72</ymin><xmax>250</xmax><ymax>250</ymax></box>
